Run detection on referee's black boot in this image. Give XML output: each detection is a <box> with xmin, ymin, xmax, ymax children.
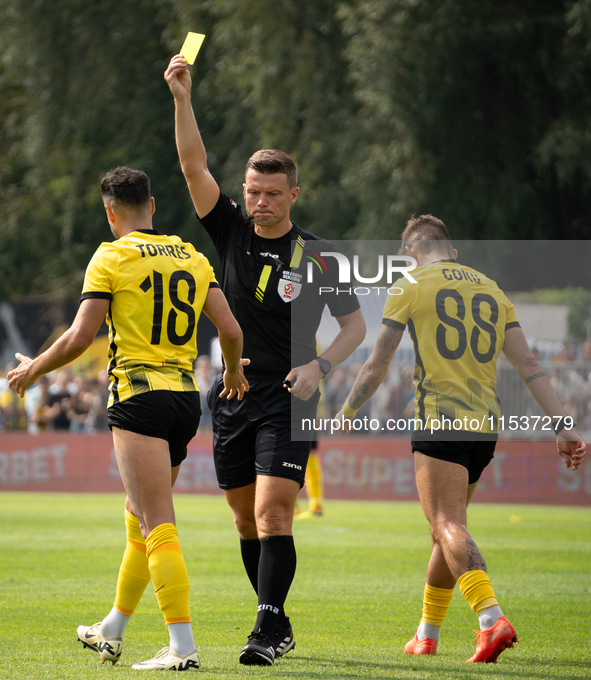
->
<box><xmin>239</xmin><ymin>631</ymin><xmax>275</xmax><ymax>666</ymax></box>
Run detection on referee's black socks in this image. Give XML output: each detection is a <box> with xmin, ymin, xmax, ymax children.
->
<box><xmin>240</xmin><ymin>537</ymin><xmax>261</xmax><ymax>594</ymax></box>
<box><xmin>253</xmin><ymin>535</ymin><xmax>296</xmax><ymax>637</ymax></box>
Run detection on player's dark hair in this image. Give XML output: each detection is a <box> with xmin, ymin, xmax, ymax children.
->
<box><xmin>245</xmin><ymin>150</ymin><xmax>298</xmax><ymax>189</ymax></box>
<box><xmin>100</xmin><ymin>166</ymin><xmax>151</xmax><ymax>211</ymax></box>
<box><xmin>400</xmin><ymin>214</ymin><xmax>453</xmax><ymax>256</ymax></box>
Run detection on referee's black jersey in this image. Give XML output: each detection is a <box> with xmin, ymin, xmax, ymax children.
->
<box><xmin>199</xmin><ymin>192</ymin><xmax>360</xmax><ymax>374</ymax></box>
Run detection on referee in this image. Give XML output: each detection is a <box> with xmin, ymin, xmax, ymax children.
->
<box><xmin>165</xmin><ymin>55</ymin><xmax>365</xmax><ymax>666</ymax></box>
<box><xmin>337</xmin><ymin>215</ymin><xmax>585</xmax><ymax>664</ymax></box>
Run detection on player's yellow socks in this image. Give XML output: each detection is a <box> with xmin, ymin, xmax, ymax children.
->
<box><xmin>306</xmin><ymin>452</ymin><xmax>324</xmax><ymax>513</ymax></box>
<box><xmin>420</xmin><ymin>584</ymin><xmax>454</xmax><ymax>627</ymax></box>
<box><xmin>113</xmin><ymin>510</ymin><xmax>151</xmax><ymax>616</ymax></box>
<box><xmin>457</xmin><ymin>569</ymin><xmax>498</xmax><ymax>614</ymax></box>
<box><xmin>145</xmin><ymin>523</ymin><xmax>191</xmax><ymax>624</ymax></box>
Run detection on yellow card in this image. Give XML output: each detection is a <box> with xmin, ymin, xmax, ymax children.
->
<box><xmin>180</xmin><ymin>32</ymin><xmax>205</xmax><ymax>65</ymax></box>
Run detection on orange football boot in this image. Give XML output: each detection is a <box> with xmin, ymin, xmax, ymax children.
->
<box><xmin>404</xmin><ymin>634</ymin><xmax>437</xmax><ymax>656</ymax></box>
<box><xmin>467</xmin><ymin>616</ymin><xmax>517</xmax><ymax>663</ymax></box>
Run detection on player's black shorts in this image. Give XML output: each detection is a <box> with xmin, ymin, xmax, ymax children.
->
<box><xmin>207</xmin><ymin>372</ymin><xmax>320</xmax><ymax>490</ymax></box>
<box><xmin>411</xmin><ymin>435</ymin><xmax>496</xmax><ymax>484</ymax></box>
<box><xmin>107</xmin><ymin>390</ymin><xmax>201</xmax><ymax>468</ymax></box>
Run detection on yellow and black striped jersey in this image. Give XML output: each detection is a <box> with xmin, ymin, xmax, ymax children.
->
<box><xmin>383</xmin><ymin>259</ymin><xmax>519</xmax><ymax>433</ymax></box>
<box><xmin>81</xmin><ymin>229</ymin><xmax>218</xmax><ymax>407</ymax></box>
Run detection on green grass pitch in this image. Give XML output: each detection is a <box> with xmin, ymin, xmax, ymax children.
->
<box><xmin>0</xmin><ymin>492</ymin><xmax>589</xmax><ymax>679</ymax></box>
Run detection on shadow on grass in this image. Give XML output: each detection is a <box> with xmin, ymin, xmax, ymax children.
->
<box><xmin>257</xmin><ymin>654</ymin><xmax>591</xmax><ymax>680</ymax></box>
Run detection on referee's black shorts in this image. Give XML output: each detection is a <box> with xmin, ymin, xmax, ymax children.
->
<box><xmin>107</xmin><ymin>390</ymin><xmax>201</xmax><ymax>467</ymax></box>
<box><xmin>207</xmin><ymin>372</ymin><xmax>320</xmax><ymax>490</ymax></box>
<box><xmin>411</xmin><ymin>432</ymin><xmax>497</xmax><ymax>484</ymax></box>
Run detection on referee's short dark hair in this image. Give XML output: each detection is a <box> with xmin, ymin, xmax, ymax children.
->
<box><xmin>101</xmin><ymin>166</ymin><xmax>151</xmax><ymax>211</ymax></box>
<box><xmin>400</xmin><ymin>214</ymin><xmax>454</xmax><ymax>257</ymax></box>
<box><xmin>245</xmin><ymin>150</ymin><xmax>298</xmax><ymax>189</ymax></box>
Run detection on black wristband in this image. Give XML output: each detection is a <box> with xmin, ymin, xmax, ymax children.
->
<box><xmin>554</xmin><ymin>418</ymin><xmax>576</xmax><ymax>435</ymax></box>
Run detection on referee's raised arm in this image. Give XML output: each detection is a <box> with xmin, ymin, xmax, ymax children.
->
<box><xmin>164</xmin><ymin>55</ymin><xmax>220</xmax><ymax>219</ymax></box>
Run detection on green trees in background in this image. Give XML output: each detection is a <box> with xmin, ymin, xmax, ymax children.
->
<box><xmin>342</xmin><ymin>0</ymin><xmax>591</xmax><ymax>240</ymax></box>
<box><xmin>1</xmin><ymin>0</ymin><xmax>590</xmax><ymax>302</ymax></box>
<box><xmin>195</xmin><ymin>0</ymin><xmax>360</xmax><ymax>243</ymax></box>
<box><xmin>0</xmin><ymin>0</ymin><xmax>184</xmax><ymax>299</ymax></box>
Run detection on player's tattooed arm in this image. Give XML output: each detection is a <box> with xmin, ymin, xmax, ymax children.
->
<box><xmin>347</xmin><ymin>326</ymin><xmax>404</xmax><ymax>411</ymax></box>
<box><xmin>350</xmin><ymin>382</ymin><xmax>373</xmax><ymax>410</ymax></box>
<box><xmin>376</xmin><ymin>324</ymin><xmax>403</xmax><ymax>363</ymax></box>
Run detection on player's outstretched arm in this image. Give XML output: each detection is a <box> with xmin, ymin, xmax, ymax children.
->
<box><xmin>502</xmin><ymin>326</ymin><xmax>586</xmax><ymax>470</ymax></box>
<box><xmin>164</xmin><ymin>55</ymin><xmax>220</xmax><ymax>218</ymax></box>
<box><xmin>335</xmin><ymin>325</ymin><xmax>404</xmax><ymax>434</ymax></box>
<box><xmin>287</xmin><ymin>308</ymin><xmax>365</xmax><ymax>402</ymax></box>
<box><xmin>7</xmin><ymin>298</ymin><xmax>108</xmax><ymax>397</ymax></box>
<box><xmin>203</xmin><ymin>287</ymin><xmax>249</xmax><ymax>400</ymax></box>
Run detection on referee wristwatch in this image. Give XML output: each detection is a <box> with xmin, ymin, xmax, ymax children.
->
<box><xmin>315</xmin><ymin>356</ymin><xmax>331</xmax><ymax>378</ymax></box>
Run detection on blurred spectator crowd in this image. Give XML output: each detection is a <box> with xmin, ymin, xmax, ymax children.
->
<box><xmin>496</xmin><ymin>340</ymin><xmax>591</xmax><ymax>437</ymax></box>
<box><xmin>0</xmin><ymin>367</ymin><xmax>111</xmax><ymax>434</ymax></box>
<box><xmin>1</xmin><ymin>340</ymin><xmax>590</xmax><ymax>437</ymax></box>
<box><xmin>0</xmin><ymin>353</ymin><xmax>221</xmax><ymax>436</ymax></box>
<box><xmin>320</xmin><ymin>339</ymin><xmax>591</xmax><ymax>437</ymax></box>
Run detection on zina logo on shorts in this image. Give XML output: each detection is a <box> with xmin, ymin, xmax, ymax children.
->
<box><xmin>283</xmin><ymin>462</ymin><xmax>303</xmax><ymax>470</ymax></box>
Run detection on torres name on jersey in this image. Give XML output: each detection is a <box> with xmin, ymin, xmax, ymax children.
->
<box><xmin>81</xmin><ymin>229</ymin><xmax>218</xmax><ymax>407</ymax></box>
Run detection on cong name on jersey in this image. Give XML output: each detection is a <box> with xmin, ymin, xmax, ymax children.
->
<box><xmin>441</xmin><ymin>268</ymin><xmax>481</xmax><ymax>284</ymax></box>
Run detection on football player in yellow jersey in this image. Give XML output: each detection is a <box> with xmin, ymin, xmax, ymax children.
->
<box><xmin>8</xmin><ymin>166</ymin><xmax>248</xmax><ymax>671</ymax></box>
<box><xmin>337</xmin><ymin>215</ymin><xmax>585</xmax><ymax>664</ymax></box>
